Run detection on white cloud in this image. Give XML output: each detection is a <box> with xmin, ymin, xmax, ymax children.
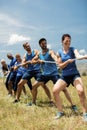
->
<box><xmin>79</xmin><ymin>49</ymin><xmax>87</xmax><ymax>55</ymax></box>
<box><xmin>8</xmin><ymin>34</ymin><xmax>31</xmax><ymax>45</ymax></box>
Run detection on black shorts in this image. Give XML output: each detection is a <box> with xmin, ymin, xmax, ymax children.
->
<box><xmin>60</xmin><ymin>73</ymin><xmax>81</xmax><ymax>86</ymax></box>
<box><xmin>37</xmin><ymin>75</ymin><xmax>60</xmax><ymax>84</ymax></box>
<box><xmin>22</xmin><ymin>70</ymin><xmax>41</xmax><ymax>81</ymax></box>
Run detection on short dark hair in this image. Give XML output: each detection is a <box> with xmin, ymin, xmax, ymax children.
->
<box><xmin>39</xmin><ymin>38</ymin><xmax>47</xmax><ymax>45</ymax></box>
<box><xmin>23</xmin><ymin>42</ymin><xmax>28</xmax><ymax>48</ymax></box>
<box><xmin>62</xmin><ymin>34</ymin><xmax>71</xmax><ymax>42</ymax></box>
<box><xmin>7</xmin><ymin>53</ymin><xmax>13</xmax><ymax>57</ymax></box>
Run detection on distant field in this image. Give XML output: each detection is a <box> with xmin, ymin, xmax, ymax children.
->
<box><xmin>0</xmin><ymin>77</ymin><xmax>87</xmax><ymax>130</ymax></box>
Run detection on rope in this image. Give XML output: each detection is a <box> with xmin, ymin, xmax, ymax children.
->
<box><xmin>43</xmin><ymin>60</ymin><xmax>56</xmax><ymax>64</ymax></box>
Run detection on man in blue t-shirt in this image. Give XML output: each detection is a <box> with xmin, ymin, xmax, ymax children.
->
<box><xmin>6</xmin><ymin>53</ymin><xmax>17</xmax><ymax>95</ymax></box>
<box><xmin>14</xmin><ymin>42</ymin><xmax>52</xmax><ymax>103</ymax></box>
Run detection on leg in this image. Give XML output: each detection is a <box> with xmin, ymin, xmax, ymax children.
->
<box><xmin>32</xmin><ymin>81</ymin><xmax>44</xmax><ymax>104</ymax></box>
<box><xmin>16</xmin><ymin>79</ymin><xmax>27</xmax><ymax>100</ymax></box>
<box><xmin>74</xmin><ymin>77</ymin><xmax>87</xmax><ymax>113</ymax></box>
<box><xmin>63</xmin><ymin>88</ymin><xmax>74</xmax><ymax>106</ymax></box>
<box><xmin>27</xmin><ymin>80</ymin><xmax>32</xmax><ymax>90</ymax></box>
<box><xmin>14</xmin><ymin>76</ymin><xmax>21</xmax><ymax>96</ymax></box>
<box><xmin>8</xmin><ymin>80</ymin><xmax>13</xmax><ymax>95</ymax></box>
<box><xmin>53</xmin><ymin>79</ymin><xmax>67</xmax><ymax>112</ymax></box>
<box><xmin>5</xmin><ymin>73</ymin><xmax>11</xmax><ymax>93</ymax></box>
<box><xmin>22</xmin><ymin>85</ymin><xmax>27</xmax><ymax>95</ymax></box>
<box><xmin>41</xmin><ymin>84</ymin><xmax>53</xmax><ymax>102</ymax></box>
<box><xmin>8</xmin><ymin>72</ymin><xmax>16</xmax><ymax>96</ymax></box>
<box><xmin>63</xmin><ymin>88</ymin><xmax>78</xmax><ymax>111</ymax></box>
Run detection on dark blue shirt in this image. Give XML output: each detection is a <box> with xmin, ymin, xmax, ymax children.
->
<box><xmin>58</xmin><ymin>47</ymin><xmax>79</xmax><ymax>76</ymax></box>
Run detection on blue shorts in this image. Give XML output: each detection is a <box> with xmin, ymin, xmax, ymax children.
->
<box><xmin>22</xmin><ymin>70</ymin><xmax>41</xmax><ymax>81</ymax></box>
<box><xmin>60</xmin><ymin>73</ymin><xmax>81</xmax><ymax>87</ymax></box>
<box><xmin>37</xmin><ymin>75</ymin><xmax>60</xmax><ymax>84</ymax></box>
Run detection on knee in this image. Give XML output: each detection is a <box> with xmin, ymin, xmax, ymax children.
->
<box><xmin>53</xmin><ymin>85</ymin><xmax>60</xmax><ymax>95</ymax></box>
<box><xmin>78</xmin><ymin>89</ymin><xmax>84</xmax><ymax>97</ymax></box>
<box><xmin>18</xmin><ymin>82</ymin><xmax>23</xmax><ymax>88</ymax></box>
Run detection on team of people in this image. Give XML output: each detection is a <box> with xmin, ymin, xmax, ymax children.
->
<box><xmin>1</xmin><ymin>34</ymin><xmax>87</xmax><ymax>121</ymax></box>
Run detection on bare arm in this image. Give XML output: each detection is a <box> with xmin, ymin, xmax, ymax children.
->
<box><xmin>74</xmin><ymin>49</ymin><xmax>87</xmax><ymax>60</ymax></box>
<box><xmin>32</xmin><ymin>50</ymin><xmax>44</xmax><ymax>64</ymax></box>
<box><xmin>2</xmin><ymin>70</ymin><xmax>9</xmax><ymax>76</ymax></box>
<box><xmin>57</xmin><ymin>53</ymin><xmax>74</xmax><ymax>69</ymax></box>
<box><xmin>49</xmin><ymin>50</ymin><xmax>58</xmax><ymax>62</ymax></box>
<box><xmin>13</xmin><ymin>54</ymin><xmax>29</xmax><ymax>71</ymax></box>
<box><xmin>21</xmin><ymin>50</ymin><xmax>44</xmax><ymax>65</ymax></box>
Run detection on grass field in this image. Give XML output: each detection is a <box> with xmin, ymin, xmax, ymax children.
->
<box><xmin>0</xmin><ymin>77</ymin><xmax>87</xmax><ymax>130</ymax></box>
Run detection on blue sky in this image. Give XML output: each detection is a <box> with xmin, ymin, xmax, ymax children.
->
<box><xmin>0</xmin><ymin>0</ymin><xmax>87</xmax><ymax>62</ymax></box>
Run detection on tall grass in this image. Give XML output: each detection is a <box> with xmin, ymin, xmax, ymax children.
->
<box><xmin>0</xmin><ymin>77</ymin><xmax>87</xmax><ymax>130</ymax></box>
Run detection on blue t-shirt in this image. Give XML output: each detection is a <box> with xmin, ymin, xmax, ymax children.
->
<box><xmin>9</xmin><ymin>57</ymin><xmax>17</xmax><ymax>69</ymax></box>
<box><xmin>12</xmin><ymin>61</ymin><xmax>20</xmax><ymax>75</ymax></box>
<box><xmin>39</xmin><ymin>50</ymin><xmax>58</xmax><ymax>76</ymax></box>
<box><xmin>58</xmin><ymin>47</ymin><xmax>79</xmax><ymax>76</ymax></box>
<box><xmin>26</xmin><ymin>50</ymin><xmax>40</xmax><ymax>71</ymax></box>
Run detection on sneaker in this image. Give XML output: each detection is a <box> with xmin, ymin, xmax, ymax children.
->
<box><xmin>83</xmin><ymin>113</ymin><xmax>87</xmax><ymax>122</ymax></box>
<box><xmin>71</xmin><ymin>105</ymin><xmax>78</xmax><ymax>112</ymax></box>
<box><xmin>13</xmin><ymin>99</ymin><xmax>20</xmax><ymax>103</ymax></box>
<box><xmin>26</xmin><ymin>102</ymin><xmax>36</xmax><ymax>106</ymax></box>
<box><xmin>54</xmin><ymin>112</ymin><xmax>65</xmax><ymax>119</ymax></box>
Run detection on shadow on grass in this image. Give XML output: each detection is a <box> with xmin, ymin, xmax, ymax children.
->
<box><xmin>62</xmin><ymin>105</ymin><xmax>83</xmax><ymax>117</ymax></box>
<box><xmin>37</xmin><ymin>102</ymin><xmax>82</xmax><ymax>117</ymax></box>
<box><xmin>36</xmin><ymin>100</ymin><xmax>56</xmax><ymax>108</ymax></box>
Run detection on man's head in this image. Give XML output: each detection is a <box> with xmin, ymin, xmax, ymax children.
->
<box><xmin>7</xmin><ymin>53</ymin><xmax>13</xmax><ymax>59</ymax></box>
<box><xmin>39</xmin><ymin>38</ymin><xmax>47</xmax><ymax>50</ymax></box>
<box><xmin>15</xmin><ymin>54</ymin><xmax>21</xmax><ymax>62</ymax></box>
<box><xmin>23</xmin><ymin>42</ymin><xmax>31</xmax><ymax>52</ymax></box>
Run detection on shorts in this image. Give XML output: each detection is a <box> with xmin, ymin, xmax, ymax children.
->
<box><xmin>14</xmin><ymin>76</ymin><xmax>32</xmax><ymax>91</ymax></box>
<box><xmin>60</xmin><ymin>73</ymin><xmax>81</xmax><ymax>87</ymax></box>
<box><xmin>37</xmin><ymin>75</ymin><xmax>60</xmax><ymax>84</ymax></box>
<box><xmin>22</xmin><ymin>70</ymin><xmax>41</xmax><ymax>81</ymax></box>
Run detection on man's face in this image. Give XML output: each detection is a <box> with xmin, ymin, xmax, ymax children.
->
<box><xmin>40</xmin><ymin>40</ymin><xmax>47</xmax><ymax>50</ymax></box>
<box><xmin>7</xmin><ymin>55</ymin><xmax>13</xmax><ymax>59</ymax></box>
<box><xmin>16</xmin><ymin>55</ymin><xmax>21</xmax><ymax>62</ymax></box>
<box><xmin>24</xmin><ymin>43</ymin><xmax>31</xmax><ymax>52</ymax></box>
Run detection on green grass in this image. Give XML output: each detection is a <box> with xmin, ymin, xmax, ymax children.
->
<box><xmin>0</xmin><ymin>77</ymin><xmax>87</xmax><ymax>130</ymax></box>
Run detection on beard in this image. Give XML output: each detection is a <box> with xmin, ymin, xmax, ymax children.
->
<box><xmin>42</xmin><ymin>46</ymin><xmax>47</xmax><ymax>50</ymax></box>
